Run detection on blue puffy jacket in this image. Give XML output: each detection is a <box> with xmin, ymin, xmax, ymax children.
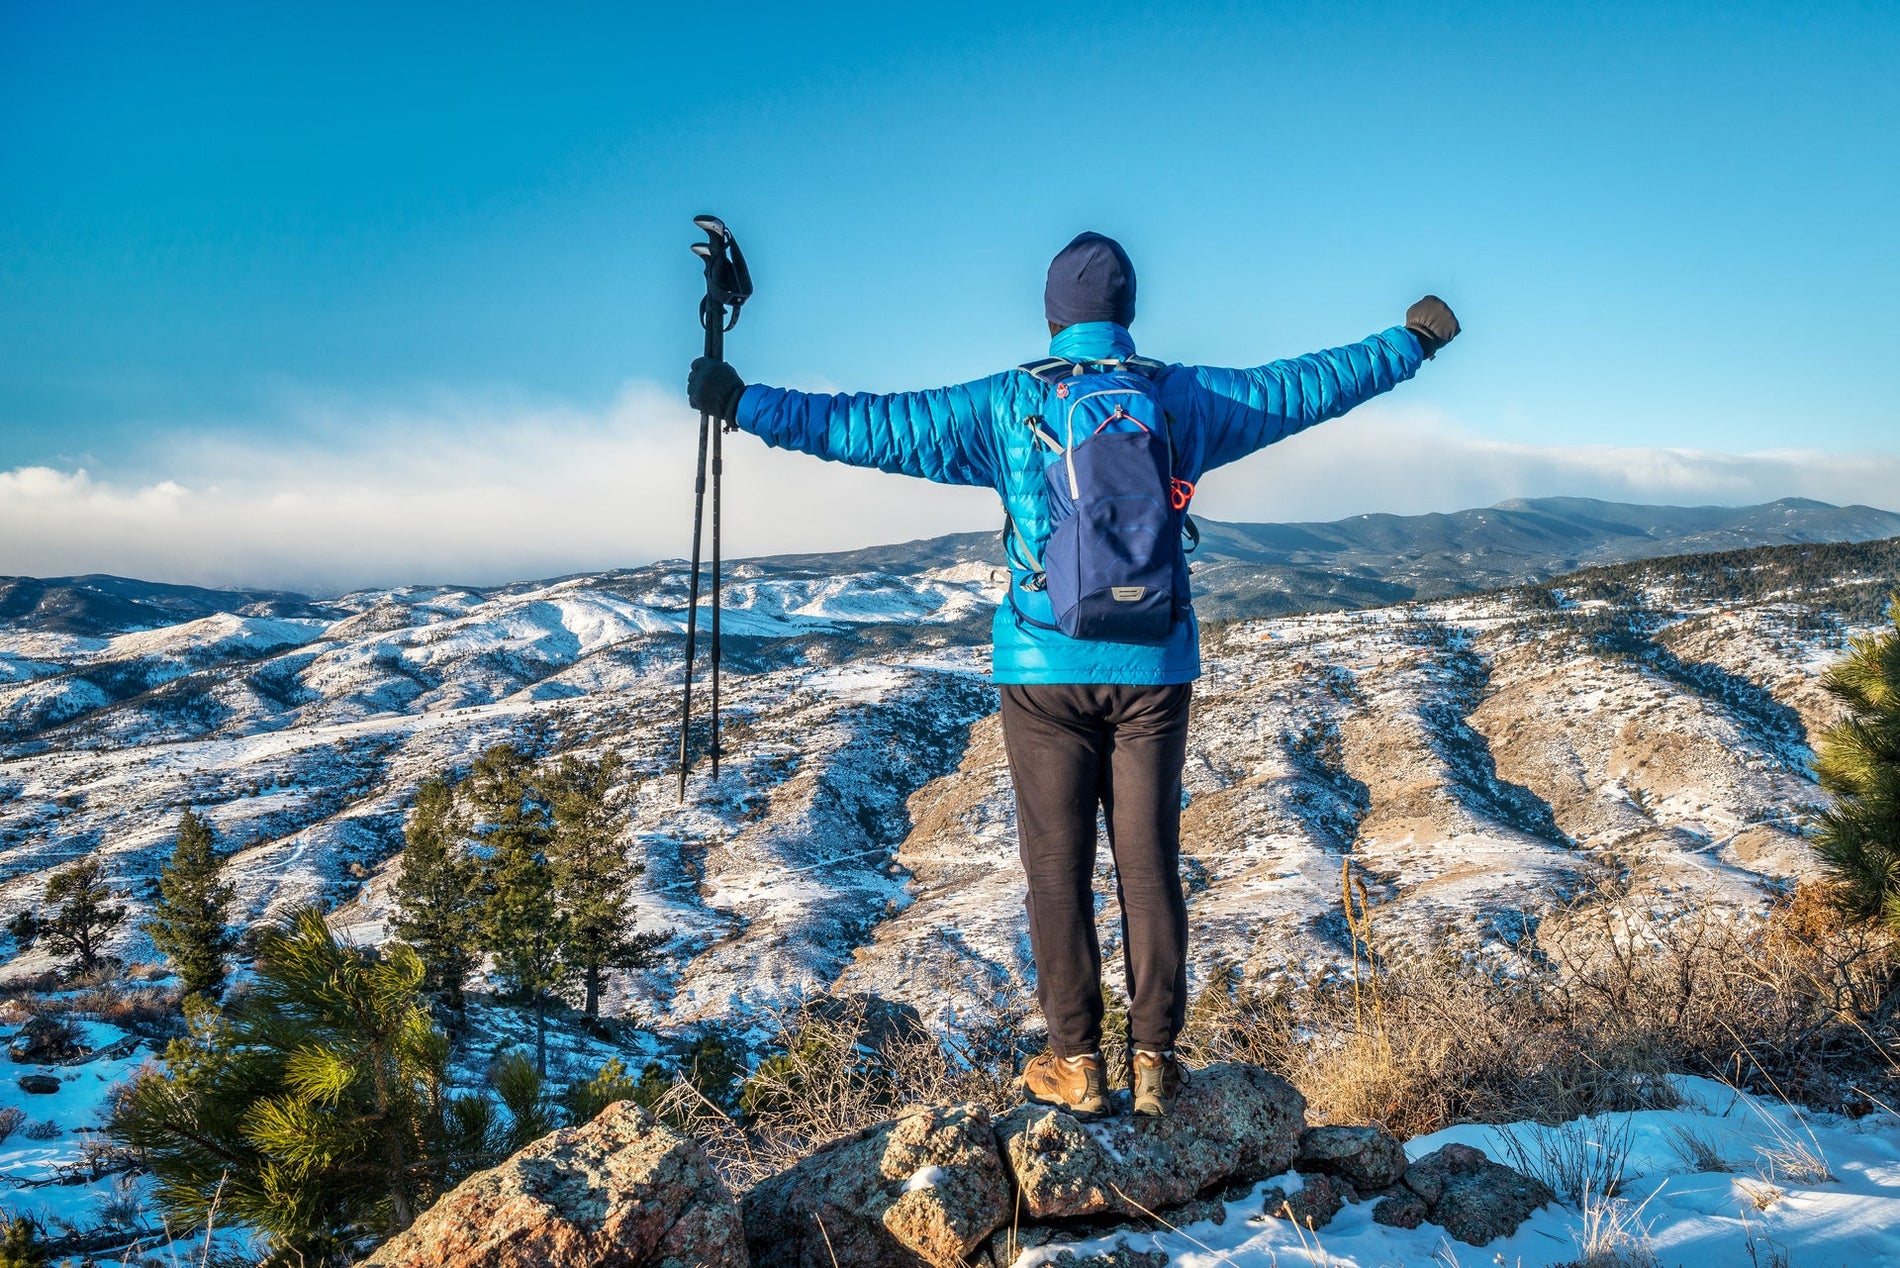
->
<box><xmin>734</xmin><ymin>320</ymin><xmax>1424</xmax><ymax>684</ymax></box>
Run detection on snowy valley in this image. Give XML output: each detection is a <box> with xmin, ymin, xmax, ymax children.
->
<box><xmin>0</xmin><ymin>498</ymin><xmax>1898</xmax><ymax>1264</ymax></box>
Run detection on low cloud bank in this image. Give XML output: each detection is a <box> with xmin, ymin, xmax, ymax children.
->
<box><xmin>1204</xmin><ymin>405</ymin><xmax>1900</xmax><ymax>525</ymax></box>
<box><xmin>4</xmin><ymin>387</ymin><xmax>1893</xmax><ymax>595</ymax></box>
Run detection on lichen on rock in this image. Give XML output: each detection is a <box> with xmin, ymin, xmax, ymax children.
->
<box><xmin>995</xmin><ymin>1064</ymin><xmax>1306</xmax><ymax>1220</ymax></box>
<box><xmin>1402</xmin><ymin>1142</ymin><xmax>1556</xmax><ymax>1246</ymax></box>
<box><xmin>359</xmin><ymin>1101</ymin><xmax>745</xmax><ymax>1268</ymax></box>
<box><xmin>742</xmin><ymin>1101</ymin><xmax>1010</xmax><ymax>1268</ymax></box>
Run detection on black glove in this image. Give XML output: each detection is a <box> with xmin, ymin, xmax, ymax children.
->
<box><xmin>688</xmin><ymin>357</ymin><xmax>746</xmax><ymax>421</ymax></box>
<box><xmin>1405</xmin><ymin>295</ymin><xmax>1460</xmax><ymax>359</ymax></box>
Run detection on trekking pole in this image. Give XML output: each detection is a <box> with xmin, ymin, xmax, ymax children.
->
<box><xmin>678</xmin><ymin>214</ymin><xmax>752</xmax><ymax>801</ymax></box>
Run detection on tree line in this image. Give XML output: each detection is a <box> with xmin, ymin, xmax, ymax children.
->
<box><xmin>391</xmin><ymin>743</ymin><xmax>669</xmax><ymax>1070</ymax></box>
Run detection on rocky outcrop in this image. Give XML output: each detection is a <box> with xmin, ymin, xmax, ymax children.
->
<box><xmin>1002</xmin><ymin>1126</ymin><xmax>1552</xmax><ymax>1253</ymax></box>
<box><xmin>360</xmin><ymin>1102</ymin><xmax>745</xmax><ymax>1268</ymax></box>
<box><xmin>1266</xmin><ymin>1140</ymin><xmax>1553</xmax><ymax>1245</ymax></box>
<box><xmin>742</xmin><ymin>1103</ymin><xmax>1009</xmax><ymax>1268</ymax></box>
<box><xmin>362</xmin><ymin>1067</ymin><xmax>1556</xmax><ymax>1267</ymax></box>
<box><xmin>996</xmin><ymin>1064</ymin><xmax>1306</xmax><ymax>1221</ymax></box>
<box><xmin>1371</xmin><ymin>1186</ymin><xmax>1430</xmax><ymax>1229</ymax></box>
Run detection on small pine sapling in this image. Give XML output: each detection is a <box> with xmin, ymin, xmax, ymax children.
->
<box><xmin>0</xmin><ymin>1215</ymin><xmax>46</xmax><ymax>1268</ymax></box>
<box><xmin>547</xmin><ymin>752</ymin><xmax>671</xmax><ymax>1020</ymax></box>
<box><xmin>143</xmin><ymin>809</ymin><xmax>237</xmax><ymax>998</ymax></box>
<box><xmin>42</xmin><ymin>857</ymin><xmax>127</xmax><ymax>979</ymax></box>
<box><xmin>490</xmin><ymin>1048</ymin><xmax>556</xmax><ymax>1151</ymax></box>
<box><xmin>108</xmin><ymin>908</ymin><xmax>499</xmax><ymax>1262</ymax></box>
<box><xmin>563</xmin><ymin>1056</ymin><xmax>641</xmax><ymax>1127</ymax></box>
<box><xmin>469</xmin><ymin>745</ymin><xmax>570</xmax><ymax>1075</ymax></box>
<box><xmin>390</xmin><ymin>776</ymin><xmax>482</xmax><ymax>1021</ymax></box>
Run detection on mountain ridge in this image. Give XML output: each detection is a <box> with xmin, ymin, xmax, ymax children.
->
<box><xmin>6</xmin><ymin>496</ymin><xmax>1896</xmax><ymax>635</ymax></box>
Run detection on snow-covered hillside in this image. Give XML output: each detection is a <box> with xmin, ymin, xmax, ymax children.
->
<box><xmin>3</xmin><ymin>536</ymin><xmax>1893</xmax><ymax>1038</ymax></box>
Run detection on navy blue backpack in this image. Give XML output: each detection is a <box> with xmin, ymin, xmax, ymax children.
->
<box><xmin>1006</xmin><ymin>356</ymin><xmax>1198</xmax><ymax>644</ymax></box>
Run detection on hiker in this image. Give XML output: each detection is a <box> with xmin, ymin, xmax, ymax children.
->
<box><xmin>688</xmin><ymin>231</ymin><xmax>1458</xmax><ymax>1117</ymax></box>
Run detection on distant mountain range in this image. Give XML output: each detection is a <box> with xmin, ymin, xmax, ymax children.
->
<box><xmin>4</xmin><ymin>496</ymin><xmax>1898</xmax><ymax>635</ymax></box>
<box><xmin>742</xmin><ymin>496</ymin><xmax>1900</xmax><ymax>620</ymax></box>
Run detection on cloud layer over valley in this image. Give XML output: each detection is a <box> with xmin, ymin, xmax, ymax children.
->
<box><xmin>5</xmin><ymin>384</ymin><xmax>1895</xmax><ymax>594</ymax></box>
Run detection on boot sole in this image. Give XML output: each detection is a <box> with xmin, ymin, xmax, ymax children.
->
<box><xmin>1024</xmin><ymin>1088</ymin><xmax>1114</xmax><ymax>1121</ymax></box>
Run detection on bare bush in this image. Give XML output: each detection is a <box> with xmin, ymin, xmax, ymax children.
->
<box><xmin>95</xmin><ymin>1171</ymin><xmax>147</xmax><ymax>1230</ymax></box>
<box><xmin>65</xmin><ymin>982</ymin><xmax>186</xmax><ymax>1034</ymax></box>
<box><xmin>28</xmin><ymin>982</ymin><xmax>186</xmax><ymax>1039</ymax></box>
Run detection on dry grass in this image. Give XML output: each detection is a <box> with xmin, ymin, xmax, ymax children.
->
<box><xmin>1741</xmin><ymin>1212</ymin><xmax>1793</xmax><ymax>1268</ymax></box>
<box><xmin>1562</xmin><ymin>1184</ymin><xmax>1660</xmax><ymax>1268</ymax></box>
<box><xmin>1660</xmin><ymin>1120</ymin><xmax>1736</xmax><ymax>1174</ymax></box>
<box><xmin>1497</xmin><ymin>1115</ymin><xmax>1635</xmax><ymax>1203</ymax></box>
<box><xmin>664</xmin><ymin>869</ymin><xmax>1895</xmax><ymax>1191</ymax></box>
<box><xmin>656</xmin><ymin>993</ymin><xmax>1032</xmax><ymax>1187</ymax></box>
<box><xmin>1179</xmin><ymin>867</ymin><xmax>1899</xmax><ymax>1138</ymax></box>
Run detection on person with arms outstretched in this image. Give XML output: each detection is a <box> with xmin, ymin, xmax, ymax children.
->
<box><xmin>689</xmin><ymin>231</ymin><xmax>1459</xmax><ymax>1117</ymax></box>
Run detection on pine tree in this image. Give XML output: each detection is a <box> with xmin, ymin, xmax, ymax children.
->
<box><xmin>108</xmin><ymin>907</ymin><xmax>498</xmax><ymax>1264</ymax></box>
<box><xmin>563</xmin><ymin>1055</ymin><xmax>640</xmax><ymax>1126</ymax></box>
<box><xmin>489</xmin><ymin>1048</ymin><xmax>556</xmax><ymax>1150</ymax></box>
<box><xmin>390</xmin><ymin>776</ymin><xmax>481</xmax><ymax>1020</ymax></box>
<box><xmin>42</xmin><ymin>857</ymin><xmax>126</xmax><ymax>979</ymax></box>
<box><xmin>468</xmin><ymin>744</ymin><xmax>569</xmax><ymax>1074</ymax></box>
<box><xmin>143</xmin><ymin>809</ymin><xmax>237</xmax><ymax>998</ymax></box>
<box><xmin>1813</xmin><ymin>595</ymin><xmax>1900</xmax><ymax>929</ymax></box>
<box><xmin>547</xmin><ymin>753</ymin><xmax>667</xmax><ymax>1019</ymax></box>
<box><xmin>0</xmin><ymin>1216</ymin><xmax>45</xmax><ymax>1268</ymax></box>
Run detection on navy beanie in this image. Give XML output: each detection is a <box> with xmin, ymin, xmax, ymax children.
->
<box><xmin>1044</xmin><ymin>231</ymin><xmax>1136</xmax><ymax>329</ymax></box>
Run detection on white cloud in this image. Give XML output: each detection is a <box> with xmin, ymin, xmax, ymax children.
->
<box><xmin>1191</xmin><ymin>403</ymin><xmax>1900</xmax><ymax>524</ymax></box>
<box><xmin>3</xmin><ymin>388</ymin><xmax>1893</xmax><ymax>595</ymax></box>
<box><xmin>4</xmin><ymin>384</ymin><xmax>997</xmax><ymax>594</ymax></box>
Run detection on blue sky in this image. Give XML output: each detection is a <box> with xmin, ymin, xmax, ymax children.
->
<box><xmin>2</xmin><ymin>2</ymin><xmax>1897</xmax><ymax>589</ymax></box>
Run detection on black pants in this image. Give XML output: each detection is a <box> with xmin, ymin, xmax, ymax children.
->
<box><xmin>999</xmin><ymin>682</ymin><xmax>1192</xmax><ymax>1058</ymax></box>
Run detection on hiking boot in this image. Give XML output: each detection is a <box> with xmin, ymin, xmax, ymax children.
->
<box><xmin>1131</xmin><ymin>1049</ymin><xmax>1183</xmax><ymax>1117</ymax></box>
<box><xmin>1022</xmin><ymin>1050</ymin><xmax>1111</xmax><ymax>1119</ymax></box>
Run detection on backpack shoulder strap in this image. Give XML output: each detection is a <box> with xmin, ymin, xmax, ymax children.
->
<box><xmin>1016</xmin><ymin>360</ymin><xmax>1073</xmax><ymax>452</ymax></box>
<box><xmin>1018</xmin><ymin>357</ymin><xmax>1077</xmax><ymax>386</ymax></box>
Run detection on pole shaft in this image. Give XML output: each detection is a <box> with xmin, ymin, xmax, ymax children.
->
<box><xmin>710</xmin><ymin>420</ymin><xmax>723</xmax><ymax>781</ymax></box>
<box><xmin>704</xmin><ymin>298</ymin><xmax>725</xmax><ymax>782</ymax></box>
<box><xmin>677</xmin><ymin>410</ymin><xmax>712</xmax><ymax>801</ymax></box>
